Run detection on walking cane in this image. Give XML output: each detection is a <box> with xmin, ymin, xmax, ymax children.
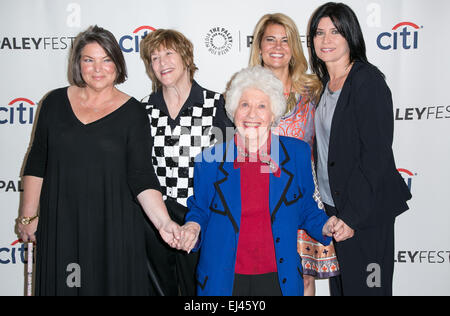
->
<box><xmin>26</xmin><ymin>242</ymin><xmax>34</xmax><ymax>296</ymax></box>
<box><xmin>147</xmin><ymin>259</ymin><xmax>165</xmax><ymax>296</ymax></box>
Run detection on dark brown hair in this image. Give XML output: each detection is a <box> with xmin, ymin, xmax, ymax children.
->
<box><xmin>69</xmin><ymin>25</ymin><xmax>127</xmax><ymax>87</ymax></box>
<box><xmin>308</xmin><ymin>2</ymin><xmax>371</xmax><ymax>82</ymax></box>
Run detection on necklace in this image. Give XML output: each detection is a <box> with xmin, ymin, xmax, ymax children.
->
<box><xmin>237</xmin><ymin>145</ymin><xmax>268</xmax><ymax>158</ymax></box>
<box><xmin>236</xmin><ymin>146</ymin><xmax>278</xmax><ymax>172</ymax></box>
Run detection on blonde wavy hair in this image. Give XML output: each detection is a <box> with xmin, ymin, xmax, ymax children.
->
<box><xmin>140</xmin><ymin>29</ymin><xmax>198</xmax><ymax>93</ymax></box>
<box><xmin>249</xmin><ymin>13</ymin><xmax>322</xmax><ymax>112</ymax></box>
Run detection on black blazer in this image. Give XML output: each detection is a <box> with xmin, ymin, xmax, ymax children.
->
<box><xmin>313</xmin><ymin>61</ymin><xmax>412</xmax><ymax>230</ymax></box>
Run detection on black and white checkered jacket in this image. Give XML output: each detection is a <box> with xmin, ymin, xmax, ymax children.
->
<box><xmin>142</xmin><ymin>81</ymin><xmax>233</xmax><ymax>207</ymax></box>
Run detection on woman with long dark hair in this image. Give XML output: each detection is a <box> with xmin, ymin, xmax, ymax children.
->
<box><xmin>308</xmin><ymin>2</ymin><xmax>411</xmax><ymax>296</ymax></box>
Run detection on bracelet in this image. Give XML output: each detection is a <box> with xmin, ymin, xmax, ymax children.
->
<box><xmin>18</xmin><ymin>215</ymin><xmax>39</xmax><ymax>225</ymax></box>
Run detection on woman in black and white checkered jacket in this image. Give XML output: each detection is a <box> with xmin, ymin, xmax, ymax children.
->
<box><xmin>140</xmin><ymin>29</ymin><xmax>233</xmax><ymax>296</ymax></box>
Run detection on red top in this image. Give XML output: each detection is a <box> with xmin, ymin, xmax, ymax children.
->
<box><xmin>233</xmin><ymin>134</ymin><xmax>279</xmax><ymax>275</ymax></box>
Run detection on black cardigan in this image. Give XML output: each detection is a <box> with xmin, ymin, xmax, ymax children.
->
<box><xmin>313</xmin><ymin>61</ymin><xmax>412</xmax><ymax>230</ymax></box>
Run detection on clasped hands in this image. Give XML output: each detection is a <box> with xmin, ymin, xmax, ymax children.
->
<box><xmin>161</xmin><ymin>215</ymin><xmax>354</xmax><ymax>253</ymax></box>
<box><xmin>157</xmin><ymin>220</ymin><xmax>200</xmax><ymax>253</ymax></box>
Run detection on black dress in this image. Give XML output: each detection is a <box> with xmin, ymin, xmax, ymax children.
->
<box><xmin>23</xmin><ymin>87</ymin><xmax>160</xmax><ymax>296</ymax></box>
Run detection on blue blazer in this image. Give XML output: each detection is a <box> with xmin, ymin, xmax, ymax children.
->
<box><xmin>186</xmin><ymin>135</ymin><xmax>331</xmax><ymax>296</ymax></box>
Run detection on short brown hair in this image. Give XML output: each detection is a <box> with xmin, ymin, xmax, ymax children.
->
<box><xmin>140</xmin><ymin>29</ymin><xmax>198</xmax><ymax>92</ymax></box>
<box><xmin>69</xmin><ymin>25</ymin><xmax>127</xmax><ymax>87</ymax></box>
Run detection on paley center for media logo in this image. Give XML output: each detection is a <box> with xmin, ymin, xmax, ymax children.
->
<box><xmin>0</xmin><ymin>98</ymin><xmax>36</xmax><ymax>125</ymax></box>
<box><xmin>205</xmin><ymin>27</ymin><xmax>233</xmax><ymax>56</ymax></box>
<box><xmin>377</xmin><ymin>21</ymin><xmax>422</xmax><ymax>50</ymax></box>
<box><xmin>119</xmin><ymin>25</ymin><xmax>156</xmax><ymax>53</ymax></box>
<box><xmin>203</xmin><ymin>27</ymin><xmax>306</xmax><ymax>56</ymax></box>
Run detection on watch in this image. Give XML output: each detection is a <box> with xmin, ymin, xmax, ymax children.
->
<box><xmin>18</xmin><ymin>215</ymin><xmax>39</xmax><ymax>225</ymax></box>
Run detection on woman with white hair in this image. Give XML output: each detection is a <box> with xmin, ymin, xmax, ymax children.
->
<box><xmin>250</xmin><ymin>14</ymin><xmax>339</xmax><ymax>295</ymax></box>
<box><xmin>178</xmin><ymin>66</ymin><xmax>339</xmax><ymax>296</ymax></box>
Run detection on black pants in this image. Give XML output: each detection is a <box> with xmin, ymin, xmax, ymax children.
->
<box><xmin>232</xmin><ymin>273</ymin><xmax>283</xmax><ymax>296</ymax></box>
<box><xmin>325</xmin><ymin>204</ymin><xmax>395</xmax><ymax>296</ymax></box>
<box><xmin>144</xmin><ymin>199</ymin><xmax>198</xmax><ymax>296</ymax></box>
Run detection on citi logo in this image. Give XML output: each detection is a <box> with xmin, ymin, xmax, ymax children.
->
<box><xmin>119</xmin><ymin>26</ymin><xmax>156</xmax><ymax>53</ymax></box>
<box><xmin>0</xmin><ymin>98</ymin><xmax>36</xmax><ymax>125</ymax></box>
<box><xmin>377</xmin><ymin>22</ymin><xmax>422</xmax><ymax>50</ymax></box>
<box><xmin>0</xmin><ymin>240</ymin><xmax>27</xmax><ymax>264</ymax></box>
<box><xmin>398</xmin><ymin>168</ymin><xmax>416</xmax><ymax>191</ymax></box>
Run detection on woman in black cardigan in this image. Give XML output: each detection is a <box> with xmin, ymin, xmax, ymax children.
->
<box><xmin>308</xmin><ymin>2</ymin><xmax>412</xmax><ymax>296</ymax></box>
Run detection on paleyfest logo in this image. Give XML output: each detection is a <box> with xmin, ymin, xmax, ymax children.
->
<box><xmin>0</xmin><ymin>98</ymin><xmax>36</xmax><ymax>125</ymax></box>
<box><xmin>377</xmin><ymin>21</ymin><xmax>422</xmax><ymax>50</ymax></box>
<box><xmin>0</xmin><ymin>179</ymin><xmax>23</xmax><ymax>192</ymax></box>
<box><xmin>119</xmin><ymin>25</ymin><xmax>156</xmax><ymax>53</ymax></box>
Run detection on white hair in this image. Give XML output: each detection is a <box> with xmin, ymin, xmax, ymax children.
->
<box><xmin>225</xmin><ymin>66</ymin><xmax>286</xmax><ymax>126</ymax></box>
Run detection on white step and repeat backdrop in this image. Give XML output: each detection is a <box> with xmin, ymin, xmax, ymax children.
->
<box><xmin>1</xmin><ymin>0</ymin><xmax>449</xmax><ymax>296</ymax></box>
